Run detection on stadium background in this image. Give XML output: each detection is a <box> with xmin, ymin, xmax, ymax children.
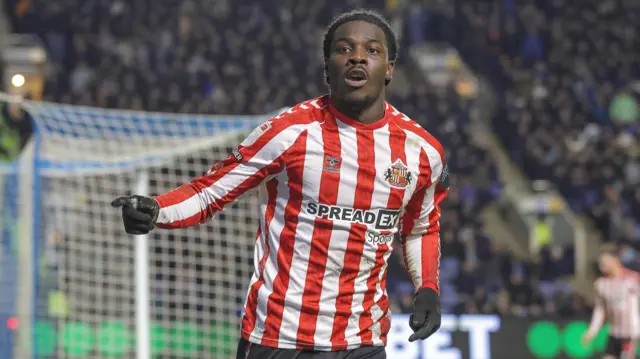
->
<box><xmin>0</xmin><ymin>0</ymin><xmax>638</xmax><ymax>358</ymax></box>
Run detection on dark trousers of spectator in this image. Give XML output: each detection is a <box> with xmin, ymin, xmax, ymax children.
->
<box><xmin>236</xmin><ymin>338</ymin><xmax>386</xmax><ymax>359</ymax></box>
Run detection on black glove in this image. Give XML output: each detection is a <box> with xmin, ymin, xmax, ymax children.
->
<box><xmin>111</xmin><ymin>195</ymin><xmax>160</xmax><ymax>235</ymax></box>
<box><xmin>408</xmin><ymin>287</ymin><xmax>441</xmax><ymax>342</ymax></box>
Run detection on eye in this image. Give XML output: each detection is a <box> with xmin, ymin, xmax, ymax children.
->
<box><xmin>367</xmin><ymin>47</ymin><xmax>380</xmax><ymax>55</ymax></box>
<box><xmin>337</xmin><ymin>46</ymin><xmax>350</xmax><ymax>54</ymax></box>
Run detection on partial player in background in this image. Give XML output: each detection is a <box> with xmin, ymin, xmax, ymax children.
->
<box><xmin>582</xmin><ymin>245</ymin><xmax>640</xmax><ymax>359</ymax></box>
<box><xmin>112</xmin><ymin>9</ymin><xmax>449</xmax><ymax>359</ymax></box>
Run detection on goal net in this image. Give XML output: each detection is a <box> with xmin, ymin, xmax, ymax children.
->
<box><xmin>1</xmin><ymin>94</ymin><xmax>279</xmax><ymax>359</ymax></box>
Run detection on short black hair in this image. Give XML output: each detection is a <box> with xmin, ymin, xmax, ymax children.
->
<box><xmin>322</xmin><ymin>9</ymin><xmax>399</xmax><ymax>84</ymax></box>
<box><xmin>600</xmin><ymin>244</ymin><xmax>620</xmax><ymax>258</ymax></box>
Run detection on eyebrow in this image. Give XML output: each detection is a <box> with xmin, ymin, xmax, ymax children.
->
<box><xmin>334</xmin><ymin>36</ymin><xmax>385</xmax><ymax>46</ymax></box>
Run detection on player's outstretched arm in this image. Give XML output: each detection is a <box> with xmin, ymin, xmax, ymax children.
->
<box><xmin>112</xmin><ymin>118</ymin><xmax>308</xmax><ymax>233</ymax></box>
<box><xmin>399</xmin><ymin>148</ymin><xmax>449</xmax><ymax>342</ymax></box>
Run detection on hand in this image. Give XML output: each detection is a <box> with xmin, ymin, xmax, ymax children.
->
<box><xmin>581</xmin><ymin>333</ymin><xmax>593</xmax><ymax>347</ymax></box>
<box><xmin>111</xmin><ymin>195</ymin><xmax>159</xmax><ymax>235</ymax></box>
<box><xmin>408</xmin><ymin>287</ymin><xmax>441</xmax><ymax>342</ymax></box>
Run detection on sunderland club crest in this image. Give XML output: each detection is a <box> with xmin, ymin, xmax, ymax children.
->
<box><xmin>384</xmin><ymin>159</ymin><xmax>413</xmax><ymax>188</ymax></box>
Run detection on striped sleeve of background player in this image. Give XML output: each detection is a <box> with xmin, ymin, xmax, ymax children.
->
<box><xmin>586</xmin><ymin>280</ymin><xmax>605</xmax><ymax>338</ymax></box>
<box><xmin>153</xmin><ymin>119</ymin><xmax>307</xmax><ymax>228</ymax></box>
<box><xmin>400</xmin><ymin>147</ymin><xmax>448</xmax><ymax>294</ymax></box>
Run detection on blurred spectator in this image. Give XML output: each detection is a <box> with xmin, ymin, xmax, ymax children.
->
<box><xmin>455</xmin><ymin>261</ymin><xmax>477</xmax><ymax>296</ymax></box>
<box><xmin>610</xmin><ymin>90</ymin><xmax>639</xmax><ymax>124</ymax></box>
<box><xmin>474</xmin><ymin>225</ymin><xmax>494</xmax><ymax>263</ymax></box>
<box><xmin>494</xmin><ymin>289</ymin><xmax>511</xmax><ymax>316</ymax></box>
<box><xmin>0</xmin><ymin>105</ymin><xmax>20</xmax><ymax>161</ymax></box>
<box><xmin>537</xmin><ymin>246</ymin><xmax>572</xmax><ymax>300</ymax></box>
<box><xmin>0</xmin><ymin>99</ymin><xmax>33</xmax><ymax>161</ymax></box>
<box><xmin>441</xmin><ymin>229</ymin><xmax>466</xmax><ymax>261</ymax></box>
<box><xmin>471</xmin><ymin>287</ymin><xmax>492</xmax><ymax>313</ymax></box>
<box><xmin>506</xmin><ymin>272</ymin><xmax>531</xmax><ymax>311</ymax></box>
<box><xmin>498</xmin><ymin>248</ymin><xmax>528</xmax><ymax>283</ymax></box>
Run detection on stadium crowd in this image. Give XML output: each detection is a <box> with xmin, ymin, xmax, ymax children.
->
<box><xmin>434</xmin><ymin>0</ymin><xmax>640</xmax><ymax>244</ymax></box>
<box><xmin>396</xmin><ymin>0</ymin><xmax>640</xmax><ymax>308</ymax></box>
<box><xmin>2</xmin><ymin>0</ymin><xmax>602</xmax><ymax>319</ymax></box>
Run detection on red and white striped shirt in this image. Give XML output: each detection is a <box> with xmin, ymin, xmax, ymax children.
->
<box><xmin>587</xmin><ymin>269</ymin><xmax>640</xmax><ymax>339</ymax></box>
<box><xmin>153</xmin><ymin>95</ymin><xmax>448</xmax><ymax>351</ymax></box>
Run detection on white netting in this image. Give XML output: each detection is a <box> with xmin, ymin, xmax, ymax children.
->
<box><xmin>11</xmin><ymin>97</ymin><xmax>278</xmax><ymax>358</ymax></box>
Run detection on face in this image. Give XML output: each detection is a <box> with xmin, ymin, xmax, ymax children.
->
<box><xmin>326</xmin><ymin>20</ymin><xmax>394</xmax><ymax>106</ymax></box>
<box><xmin>599</xmin><ymin>253</ymin><xmax>618</xmax><ymax>275</ymax></box>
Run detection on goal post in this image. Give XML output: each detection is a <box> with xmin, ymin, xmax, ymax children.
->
<box><xmin>0</xmin><ymin>92</ymin><xmax>283</xmax><ymax>359</ymax></box>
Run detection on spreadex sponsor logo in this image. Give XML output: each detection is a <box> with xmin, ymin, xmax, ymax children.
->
<box><xmin>366</xmin><ymin>231</ymin><xmax>395</xmax><ymax>246</ymax></box>
<box><xmin>304</xmin><ymin>202</ymin><xmax>400</xmax><ymax>230</ymax></box>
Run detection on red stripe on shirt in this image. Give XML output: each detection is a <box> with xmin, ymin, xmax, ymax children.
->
<box><xmin>261</xmin><ymin>132</ymin><xmax>308</xmax><ymax>346</ymax></box>
<box><xmin>241</xmin><ymin>178</ymin><xmax>279</xmax><ymax>337</ymax></box>
<box><xmin>400</xmin><ymin>149</ymin><xmax>439</xmax><ymax>293</ymax></box>
<box><xmin>295</xmin><ymin>119</ymin><xmax>342</xmax><ymax>348</ymax></box>
<box><xmin>423</xmin><ymin>196</ymin><xmax>445</xmax><ymax>292</ymax></box>
<box><xmin>380</xmin><ymin>126</ymin><xmax>407</xmax><ymax>340</ymax></box>
<box><xmin>417</xmin><ymin>150</ymin><xmax>440</xmax><ymax>292</ymax></box>
<box><xmin>330</xmin><ymin>129</ymin><xmax>376</xmax><ymax>350</ymax></box>
<box><xmin>358</xmin><ymin>126</ymin><xmax>407</xmax><ymax>344</ymax></box>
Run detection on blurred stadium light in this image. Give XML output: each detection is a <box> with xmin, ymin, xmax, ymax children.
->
<box><xmin>1</xmin><ymin>34</ymin><xmax>46</xmax><ymax>100</ymax></box>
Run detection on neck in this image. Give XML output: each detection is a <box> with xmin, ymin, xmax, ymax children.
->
<box><xmin>330</xmin><ymin>93</ymin><xmax>386</xmax><ymax>124</ymax></box>
<box><xmin>610</xmin><ymin>265</ymin><xmax>624</xmax><ymax>277</ymax></box>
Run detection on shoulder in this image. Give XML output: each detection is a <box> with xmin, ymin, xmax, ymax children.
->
<box><xmin>272</xmin><ymin>96</ymin><xmax>328</xmax><ymax>126</ymax></box>
<box><xmin>386</xmin><ymin>104</ymin><xmax>447</xmax><ymax>187</ymax></box>
<box><xmin>593</xmin><ymin>278</ymin><xmax>601</xmax><ymax>294</ymax></box>
<box><xmin>386</xmin><ymin>103</ymin><xmax>445</xmax><ymax>162</ymax></box>
<box><xmin>241</xmin><ymin>97</ymin><xmax>326</xmax><ymax>147</ymax></box>
<box><xmin>623</xmin><ymin>270</ymin><xmax>640</xmax><ymax>282</ymax></box>
<box><xmin>594</xmin><ymin>277</ymin><xmax>607</xmax><ymax>292</ymax></box>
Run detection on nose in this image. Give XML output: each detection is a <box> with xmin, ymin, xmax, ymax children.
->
<box><xmin>348</xmin><ymin>48</ymin><xmax>367</xmax><ymax>65</ymax></box>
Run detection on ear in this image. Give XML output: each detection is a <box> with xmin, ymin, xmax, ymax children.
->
<box><xmin>324</xmin><ymin>62</ymin><xmax>329</xmax><ymax>84</ymax></box>
<box><xmin>385</xmin><ymin>60</ymin><xmax>395</xmax><ymax>85</ymax></box>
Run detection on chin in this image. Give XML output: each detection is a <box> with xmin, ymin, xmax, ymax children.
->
<box><xmin>342</xmin><ymin>92</ymin><xmax>372</xmax><ymax>107</ymax></box>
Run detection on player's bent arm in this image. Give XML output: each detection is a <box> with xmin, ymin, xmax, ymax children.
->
<box><xmin>153</xmin><ymin>120</ymin><xmax>308</xmax><ymax>229</ymax></box>
<box><xmin>400</xmin><ymin>147</ymin><xmax>449</xmax><ymax>294</ymax></box>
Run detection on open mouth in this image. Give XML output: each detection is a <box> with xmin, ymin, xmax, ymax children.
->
<box><xmin>344</xmin><ymin>68</ymin><xmax>368</xmax><ymax>88</ymax></box>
